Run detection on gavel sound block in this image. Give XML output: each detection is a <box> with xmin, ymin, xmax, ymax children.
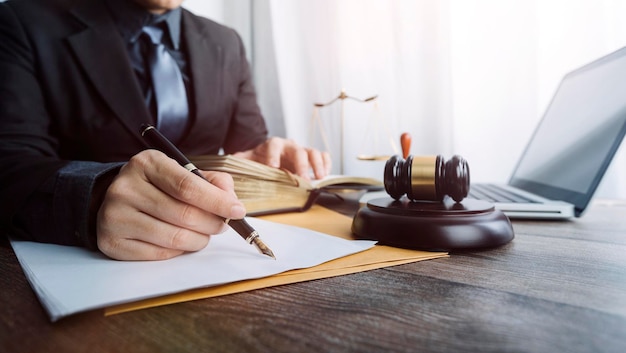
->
<box><xmin>352</xmin><ymin>155</ymin><xmax>514</xmax><ymax>251</ymax></box>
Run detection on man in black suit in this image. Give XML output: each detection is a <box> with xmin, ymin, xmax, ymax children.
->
<box><xmin>0</xmin><ymin>0</ymin><xmax>331</xmax><ymax>260</ymax></box>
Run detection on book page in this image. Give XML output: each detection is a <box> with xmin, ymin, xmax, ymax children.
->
<box><xmin>191</xmin><ymin>155</ymin><xmax>311</xmax><ymax>188</ymax></box>
<box><xmin>312</xmin><ymin>175</ymin><xmax>383</xmax><ymax>189</ymax></box>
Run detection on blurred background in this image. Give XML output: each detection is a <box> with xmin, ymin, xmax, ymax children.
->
<box><xmin>185</xmin><ymin>0</ymin><xmax>626</xmax><ymax>199</ymax></box>
<box><xmin>4</xmin><ymin>0</ymin><xmax>622</xmax><ymax>198</ymax></box>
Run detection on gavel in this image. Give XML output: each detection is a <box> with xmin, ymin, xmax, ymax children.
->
<box><xmin>386</xmin><ymin>133</ymin><xmax>470</xmax><ymax>203</ymax></box>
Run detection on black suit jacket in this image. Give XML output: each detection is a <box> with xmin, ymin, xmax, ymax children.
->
<box><xmin>0</xmin><ymin>0</ymin><xmax>268</xmax><ymax>247</ymax></box>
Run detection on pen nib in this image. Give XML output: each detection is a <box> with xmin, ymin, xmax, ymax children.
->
<box><xmin>252</xmin><ymin>237</ymin><xmax>276</xmax><ymax>259</ymax></box>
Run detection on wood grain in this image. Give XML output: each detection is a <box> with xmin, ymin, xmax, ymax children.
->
<box><xmin>2</xmin><ymin>200</ymin><xmax>626</xmax><ymax>353</ymax></box>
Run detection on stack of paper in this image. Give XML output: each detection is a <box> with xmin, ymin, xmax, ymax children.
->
<box><xmin>11</xmin><ymin>206</ymin><xmax>448</xmax><ymax>322</ymax></box>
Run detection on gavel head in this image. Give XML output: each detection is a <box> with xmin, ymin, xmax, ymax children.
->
<box><xmin>384</xmin><ymin>154</ymin><xmax>470</xmax><ymax>203</ymax></box>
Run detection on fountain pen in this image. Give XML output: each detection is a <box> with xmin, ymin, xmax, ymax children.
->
<box><xmin>140</xmin><ymin>124</ymin><xmax>276</xmax><ymax>259</ymax></box>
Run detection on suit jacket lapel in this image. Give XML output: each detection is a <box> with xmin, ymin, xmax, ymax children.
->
<box><xmin>66</xmin><ymin>0</ymin><xmax>151</xmax><ymax>144</ymax></box>
<box><xmin>182</xmin><ymin>11</ymin><xmax>223</xmax><ymax>136</ymax></box>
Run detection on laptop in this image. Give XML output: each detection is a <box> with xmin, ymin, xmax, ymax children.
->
<box><xmin>468</xmin><ymin>46</ymin><xmax>626</xmax><ymax>219</ymax></box>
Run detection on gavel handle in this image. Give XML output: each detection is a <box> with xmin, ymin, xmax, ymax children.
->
<box><xmin>401</xmin><ymin>132</ymin><xmax>412</xmax><ymax>158</ymax></box>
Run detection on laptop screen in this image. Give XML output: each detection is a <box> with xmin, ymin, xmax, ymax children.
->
<box><xmin>509</xmin><ymin>47</ymin><xmax>626</xmax><ymax>216</ymax></box>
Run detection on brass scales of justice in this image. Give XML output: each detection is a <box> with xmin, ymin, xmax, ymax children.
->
<box><xmin>310</xmin><ymin>89</ymin><xmax>399</xmax><ymax>174</ymax></box>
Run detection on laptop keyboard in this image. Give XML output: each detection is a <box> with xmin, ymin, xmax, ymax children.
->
<box><xmin>468</xmin><ymin>183</ymin><xmax>539</xmax><ymax>203</ymax></box>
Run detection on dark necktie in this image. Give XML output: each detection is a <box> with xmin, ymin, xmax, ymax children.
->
<box><xmin>142</xmin><ymin>25</ymin><xmax>188</xmax><ymax>143</ymax></box>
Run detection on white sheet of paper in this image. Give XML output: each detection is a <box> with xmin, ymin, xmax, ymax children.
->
<box><xmin>10</xmin><ymin>218</ymin><xmax>376</xmax><ymax>322</ymax></box>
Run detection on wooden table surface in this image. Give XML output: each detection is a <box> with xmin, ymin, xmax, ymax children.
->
<box><xmin>1</xmin><ymin>197</ymin><xmax>626</xmax><ymax>353</ymax></box>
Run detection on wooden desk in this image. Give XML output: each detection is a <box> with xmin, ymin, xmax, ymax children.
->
<box><xmin>2</xmin><ymin>198</ymin><xmax>626</xmax><ymax>353</ymax></box>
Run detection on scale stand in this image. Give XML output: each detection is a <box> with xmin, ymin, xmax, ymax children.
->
<box><xmin>311</xmin><ymin>89</ymin><xmax>396</xmax><ymax>174</ymax></box>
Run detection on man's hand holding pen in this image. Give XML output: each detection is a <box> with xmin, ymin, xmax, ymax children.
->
<box><xmin>94</xmin><ymin>122</ymin><xmax>326</xmax><ymax>261</ymax></box>
<box><xmin>96</xmin><ymin>150</ymin><xmax>246</xmax><ymax>261</ymax></box>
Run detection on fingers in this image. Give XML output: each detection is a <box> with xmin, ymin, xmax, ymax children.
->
<box><xmin>97</xmin><ymin>201</ymin><xmax>213</xmax><ymax>261</ymax></box>
<box><xmin>307</xmin><ymin>148</ymin><xmax>332</xmax><ymax>179</ymax></box>
<box><xmin>256</xmin><ymin>137</ymin><xmax>283</xmax><ymax>169</ymax></box>
<box><xmin>322</xmin><ymin>151</ymin><xmax>332</xmax><ymax>175</ymax></box>
<box><xmin>290</xmin><ymin>145</ymin><xmax>311</xmax><ymax>180</ymax></box>
<box><xmin>202</xmin><ymin>170</ymin><xmax>240</xmax><ymax>200</ymax></box>
<box><xmin>281</xmin><ymin>139</ymin><xmax>331</xmax><ymax>180</ymax></box>
<box><xmin>96</xmin><ymin>150</ymin><xmax>245</xmax><ymax>261</ymax></box>
<box><xmin>109</xmin><ymin>163</ymin><xmax>232</xmax><ymax>234</ymax></box>
<box><xmin>142</xmin><ymin>153</ymin><xmax>245</xmax><ymax>220</ymax></box>
<box><xmin>236</xmin><ymin>137</ymin><xmax>333</xmax><ymax>180</ymax></box>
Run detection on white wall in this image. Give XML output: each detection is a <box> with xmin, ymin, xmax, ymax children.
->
<box><xmin>183</xmin><ymin>0</ymin><xmax>252</xmax><ymax>63</ymax></box>
<box><xmin>184</xmin><ymin>1</ymin><xmax>626</xmax><ymax>199</ymax></box>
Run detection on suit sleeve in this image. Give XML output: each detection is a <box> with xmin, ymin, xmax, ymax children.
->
<box><xmin>0</xmin><ymin>3</ymin><xmax>116</xmax><ymax>249</ymax></box>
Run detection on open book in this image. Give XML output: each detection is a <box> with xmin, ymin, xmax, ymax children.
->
<box><xmin>191</xmin><ymin>155</ymin><xmax>383</xmax><ymax>215</ymax></box>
